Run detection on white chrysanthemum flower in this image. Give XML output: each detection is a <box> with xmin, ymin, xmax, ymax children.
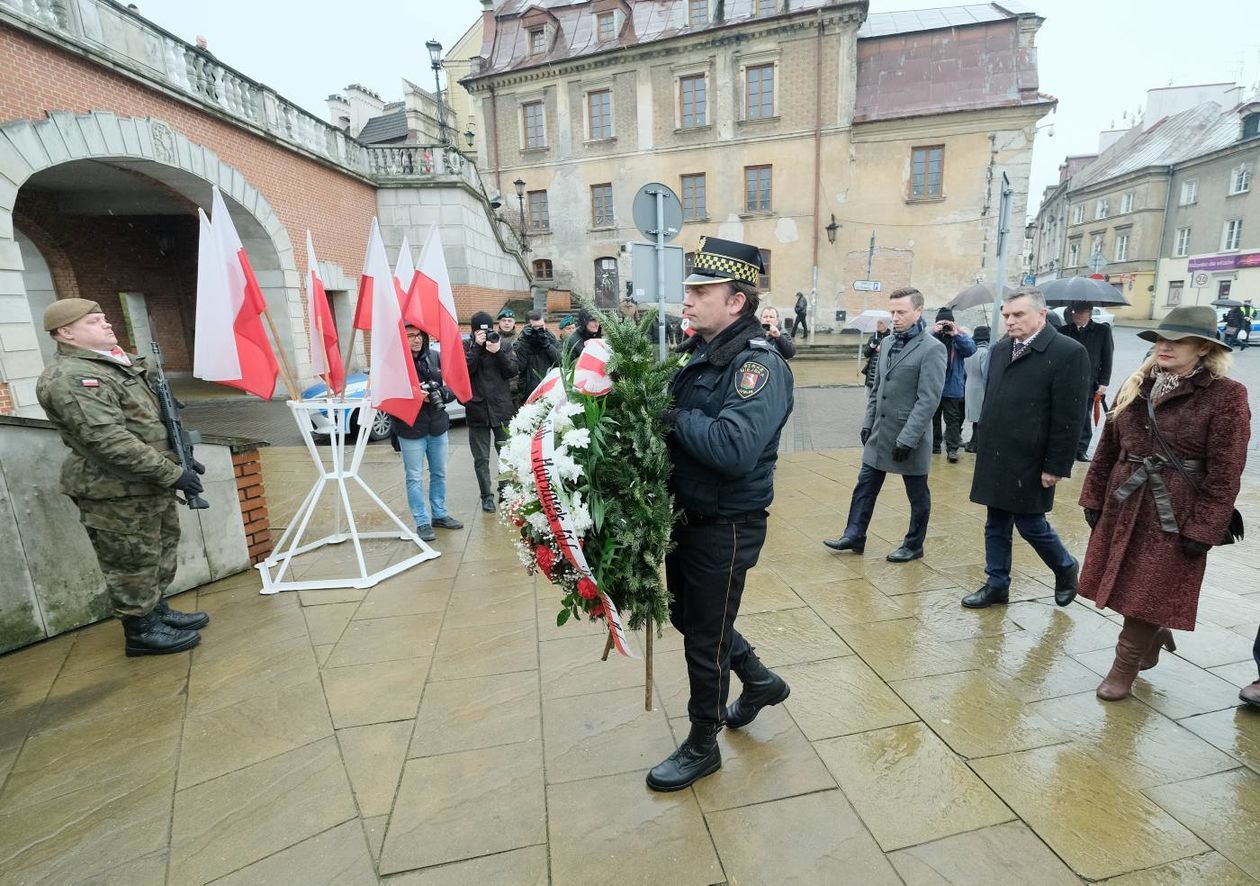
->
<box><xmin>509</xmin><ymin>402</ymin><xmax>545</xmax><ymax>435</ymax></box>
<box><xmin>561</xmin><ymin>427</ymin><xmax>591</xmax><ymax>450</ymax></box>
<box><xmin>550</xmin><ymin>451</ymin><xmax>582</xmax><ymax>482</ymax></box>
<box><xmin>526</xmin><ymin>511</ymin><xmax>551</xmax><ymax>534</ymax></box>
<box><xmin>570</xmin><ymin>501</ymin><xmax>592</xmax><ymax>533</ymax></box>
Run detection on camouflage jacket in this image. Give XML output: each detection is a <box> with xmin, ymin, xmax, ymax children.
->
<box><xmin>35</xmin><ymin>343</ymin><xmax>183</xmax><ymax>500</ymax></box>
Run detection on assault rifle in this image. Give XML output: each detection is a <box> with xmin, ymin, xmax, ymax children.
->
<box><xmin>150</xmin><ymin>340</ymin><xmax>209</xmax><ymax>510</ymax></box>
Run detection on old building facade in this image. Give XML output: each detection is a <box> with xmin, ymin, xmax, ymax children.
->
<box><xmin>462</xmin><ymin>0</ymin><xmax>1053</xmax><ymax>321</ymax></box>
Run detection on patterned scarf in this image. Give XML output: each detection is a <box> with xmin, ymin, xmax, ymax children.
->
<box><xmin>887</xmin><ymin>318</ymin><xmax>925</xmax><ymax>362</ymax></box>
<box><xmin>1150</xmin><ymin>362</ymin><xmax>1202</xmax><ymax>403</ymax></box>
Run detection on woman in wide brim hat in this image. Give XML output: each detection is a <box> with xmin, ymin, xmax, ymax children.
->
<box><xmin>1076</xmin><ymin>306</ymin><xmax>1251</xmax><ymax>701</ymax></box>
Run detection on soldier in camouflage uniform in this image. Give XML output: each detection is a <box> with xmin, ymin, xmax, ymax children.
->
<box><xmin>35</xmin><ymin>299</ymin><xmax>209</xmax><ymax>656</ymax></box>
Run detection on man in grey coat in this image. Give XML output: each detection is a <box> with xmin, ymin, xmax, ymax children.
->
<box><xmin>824</xmin><ymin>287</ymin><xmax>947</xmax><ymax>562</ymax></box>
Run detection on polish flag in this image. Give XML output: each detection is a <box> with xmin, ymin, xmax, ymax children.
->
<box><xmin>362</xmin><ymin>219</ymin><xmax>422</xmax><ymax>425</ymax></box>
<box><xmin>525</xmin><ymin>366</ymin><xmax>565</xmax><ymax>406</ymax></box>
<box><xmin>393</xmin><ymin>238</ymin><xmax>432</xmax><ymax>334</ymax></box>
<box><xmin>417</xmin><ymin>227</ymin><xmax>472</xmax><ymax>403</ymax></box>
<box><xmin>573</xmin><ymin>338</ymin><xmax>613</xmax><ymax>396</ymax></box>
<box><xmin>193</xmin><ymin>187</ymin><xmax>279</xmax><ymax>399</ymax></box>
<box><xmin>305</xmin><ymin>231</ymin><xmax>345</xmax><ymax>396</ymax></box>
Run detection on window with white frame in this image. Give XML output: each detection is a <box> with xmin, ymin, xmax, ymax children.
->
<box><xmin>1067</xmin><ymin>241</ymin><xmax>1080</xmax><ymax>267</ymax></box>
<box><xmin>1179</xmin><ymin>179</ymin><xmax>1198</xmax><ymax>206</ymax></box>
<box><xmin>1095</xmin><ymin>198</ymin><xmax>1109</xmax><ymax>220</ymax></box>
<box><xmin>1174</xmin><ymin>227</ymin><xmax>1191</xmax><ymax>257</ymax></box>
<box><xmin>678</xmin><ymin>73</ymin><xmax>706</xmax><ymax>129</ymax></box>
<box><xmin>591</xmin><ymin>183</ymin><xmax>614</xmax><ymax>227</ymax></box>
<box><xmin>1120</xmin><ymin>191</ymin><xmax>1134</xmax><ymax>213</ymax></box>
<box><xmin>756</xmin><ymin>0</ymin><xmax>777</xmax><ymax>15</ymax></box>
<box><xmin>1091</xmin><ymin>234</ymin><xmax>1104</xmax><ymax>256</ymax></box>
<box><xmin>529</xmin><ymin>27</ymin><xmax>546</xmax><ymax>55</ymax></box>
<box><xmin>596</xmin><ymin>12</ymin><xmax>616</xmax><ymax>42</ymax></box>
<box><xmin>1230</xmin><ymin>164</ymin><xmax>1252</xmax><ymax>195</ymax></box>
<box><xmin>1166</xmin><ymin>280</ymin><xmax>1183</xmax><ymax>307</ymax></box>
<box><xmin>1072</xmin><ymin>204</ymin><xmax>1084</xmax><ymax>224</ymax></box>
<box><xmin>688</xmin><ymin>0</ymin><xmax>707</xmax><ymax>27</ymax></box>
<box><xmin>527</xmin><ymin>190</ymin><xmax>549</xmax><ymax>231</ymax></box>
<box><xmin>1114</xmin><ymin>232</ymin><xmax>1130</xmax><ymax>262</ymax></box>
<box><xmin>587</xmin><ymin>89</ymin><xmax>612</xmax><ymax>140</ymax></box>
<box><xmin>522</xmin><ymin>101</ymin><xmax>545</xmax><ymax>149</ymax></box>
<box><xmin>1222</xmin><ymin>219</ymin><xmax>1243</xmax><ymax>251</ymax></box>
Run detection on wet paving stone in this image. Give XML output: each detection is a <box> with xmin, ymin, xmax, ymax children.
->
<box><xmin>889</xmin><ymin>820</ymin><xmax>1080</xmax><ymax>885</ymax></box>
<box><xmin>1099</xmin><ymin>851</ymin><xmax>1258</xmax><ymax>885</ymax></box>
<box><xmin>778</xmin><ymin>655</ymin><xmax>918</xmax><ymax>740</ymax></box>
<box><xmin>1146</xmin><ymin>768</ymin><xmax>1260</xmax><ymax>880</ymax></box>
<box><xmin>1179</xmin><ymin>707</ymin><xmax>1260</xmax><ymax>774</ymax></box>
<box><xmin>385</xmin><ymin>845</ymin><xmax>549</xmax><ymax>885</ymax></box>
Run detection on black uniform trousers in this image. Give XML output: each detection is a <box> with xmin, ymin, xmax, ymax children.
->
<box><xmin>843</xmin><ymin>463</ymin><xmax>931</xmax><ymax>551</ymax></box>
<box><xmin>665</xmin><ymin>512</ymin><xmax>768</xmax><ymax>727</ymax></box>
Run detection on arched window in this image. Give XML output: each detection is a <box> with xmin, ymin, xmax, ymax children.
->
<box><xmin>532</xmin><ymin>258</ymin><xmax>554</xmax><ymax>281</ymax></box>
<box><xmin>594</xmin><ymin>257</ymin><xmax>619</xmax><ymax>308</ymax></box>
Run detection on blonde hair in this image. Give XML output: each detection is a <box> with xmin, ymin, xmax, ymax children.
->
<box><xmin>1111</xmin><ymin>345</ymin><xmax>1232</xmax><ymax>415</ymax></box>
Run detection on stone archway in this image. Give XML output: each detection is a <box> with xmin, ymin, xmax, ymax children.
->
<box><xmin>0</xmin><ymin>111</ymin><xmax>303</xmax><ymax>415</ymax></box>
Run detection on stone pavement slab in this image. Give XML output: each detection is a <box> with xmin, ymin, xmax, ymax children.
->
<box><xmin>2</xmin><ymin>438</ymin><xmax>1259</xmax><ymax>883</ymax></box>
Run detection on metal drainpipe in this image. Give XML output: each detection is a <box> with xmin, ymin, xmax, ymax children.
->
<box><xmin>809</xmin><ymin>14</ymin><xmax>824</xmax><ymax>346</ymax></box>
<box><xmin>489</xmin><ymin>84</ymin><xmax>502</xmax><ymax>197</ymax></box>
<box><xmin>1151</xmin><ymin>165</ymin><xmax>1174</xmax><ymax>319</ymax></box>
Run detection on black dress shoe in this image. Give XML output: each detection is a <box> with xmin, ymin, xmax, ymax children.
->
<box><xmin>646</xmin><ymin>722</ymin><xmax>722</xmax><ymax>792</ymax></box>
<box><xmin>947</xmin><ymin>450</ymin><xmax>959</xmax><ymax>463</ymax></box>
<box><xmin>886</xmin><ymin>546</ymin><xmax>923</xmax><ymax>563</ymax></box>
<box><xmin>1054</xmin><ymin>557</ymin><xmax>1079</xmax><ymax>607</ymax></box>
<box><xmin>961</xmin><ymin>584</ymin><xmax>1009</xmax><ymax>609</ymax></box>
<box><xmin>122</xmin><ymin>610</ymin><xmax>201</xmax><ymax>656</ymax></box>
<box><xmin>1076</xmin><ymin>454</ymin><xmax>1092</xmax><ymax>463</ymax></box>
<box><xmin>823</xmin><ymin>535</ymin><xmax>865</xmax><ymax>554</ymax></box>
<box><xmin>432</xmin><ymin>515</ymin><xmax>464</xmax><ymax>530</ymax></box>
<box><xmin>154</xmin><ymin>596</ymin><xmax>209</xmax><ymax>631</ymax></box>
<box><xmin>725</xmin><ymin>656</ymin><xmax>790</xmax><ymax>729</ymax></box>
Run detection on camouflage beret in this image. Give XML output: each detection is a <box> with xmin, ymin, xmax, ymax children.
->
<box><xmin>43</xmin><ymin>298</ymin><xmax>104</xmax><ymax>331</ymax></box>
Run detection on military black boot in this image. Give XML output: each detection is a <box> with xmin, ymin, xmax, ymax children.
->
<box><xmin>645</xmin><ymin>722</ymin><xmax>722</xmax><ymax>792</ymax></box>
<box><xmin>154</xmin><ymin>596</ymin><xmax>210</xmax><ymax>631</ymax></box>
<box><xmin>725</xmin><ymin>655</ymin><xmax>790</xmax><ymax>729</ymax></box>
<box><xmin>121</xmin><ymin>610</ymin><xmax>201</xmax><ymax>657</ymax></box>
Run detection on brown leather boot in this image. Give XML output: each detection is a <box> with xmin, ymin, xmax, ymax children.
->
<box><xmin>1139</xmin><ymin>627</ymin><xmax>1176</xmax><ymax>671</ymax></box>
<box><xmin>1097</xmin><ymin>618</ymin><xmax>1160</xmax><ymax>701</ymax></box>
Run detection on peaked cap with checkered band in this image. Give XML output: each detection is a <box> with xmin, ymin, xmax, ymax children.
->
<box><xmin>683</xmin><ymin>236</ymin><xmax>765</xmax><ymax>287</ymax></box>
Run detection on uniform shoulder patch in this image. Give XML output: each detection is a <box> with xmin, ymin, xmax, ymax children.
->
<box><xmin>79</xmin><ymin>378</ymin><xmax>100</xmax><ymax>387</ymax></box>
<box><xmin>735</xmin><ymin>361</ymin><xmax>770</xmax><ymax>399</ymax></box>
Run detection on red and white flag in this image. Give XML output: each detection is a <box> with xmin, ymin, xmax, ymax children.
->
<box><xmin>525</xmin><ymin>366</ymin><xmax>565</xmax><ymax>406</ymax></box>
<box><xmin>362</xmin><ymin>219</ymin><xmax>422</xmax><ymax>425</ymax></box>
<box><xmin>417</xmin><ymin>227</ymin><xmax>472</xmax><ymax>403</ymax></box>
<box><xmin>573</xmin><ymin>338</ymin><xmax>613</xmax><ymax>396</ymax></box>
<box><xmin>193</xmin><ymin>187</ymin><xmax>279</xmax><ymax>399</ymax></box>
<box><xmin>305</xmin><ymin>231</ymin><xmax>345</xmax><ymax>396</ymax></box>
<box><xmin>393</xmin><ymin>237</ymin><xmax>431</xmax><ymax>334</ymax></box>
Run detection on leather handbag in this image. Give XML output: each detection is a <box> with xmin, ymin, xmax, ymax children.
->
<box><xmin>1146</xmin><ymin>395</ymin><xmax>1244</xmax><ymax>545</ymax></box>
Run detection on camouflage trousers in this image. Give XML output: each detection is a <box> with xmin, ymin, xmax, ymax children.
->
<box><xmin>76</xmin><ymin>495</ymin><xmax>180</xmax><ymax>618</ymax></box>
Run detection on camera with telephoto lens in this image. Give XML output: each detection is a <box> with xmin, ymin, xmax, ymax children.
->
<box><xmin>486</xmin><ymin>331</ymin><xmax>501</xmax><ymax>344</ymax></box>
<box><xmin>420</xmin><ymin>381</ymin><xmax>443</xmax><ymax>408</ymax></box>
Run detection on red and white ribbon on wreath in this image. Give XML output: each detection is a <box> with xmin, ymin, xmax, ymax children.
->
<box><xmin>525</xmin><ymin>366</ymin><xmax>564</xmax><ymax>406</ymax></box>
<box><xmin>573</xmin><ymin>338</ymin><xmax>613</xmax><ymax>396</ymax></box>
<box><xmin>531</xmin><ymin>412</ymin><xmax>635</xmax><ymax>658</ymax></box>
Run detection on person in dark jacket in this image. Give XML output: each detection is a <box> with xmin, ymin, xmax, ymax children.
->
<box><xmin>513</xmin><ymin>309</ymin><xmax>562</xmax><ymax>405</ymax></box>
<box><xmin>563</xmin><ymin>307</ymin><xmax>601</xmax><ymax>359</ymax></box>
<box><xmin>1059</xmin><ymin>304</ymin><xmax>1114</xmax><ymax>461</ymax></box>
<box><xmin>392</xmin><ymin>327</ymin><xmax>463</xmax><ymax>541</ymax></box>
<box><xmin>963</xmin><ymin>288</ymin><xmax>1091</xmax><ymax>610</ymax></box>
<box><xmin>465</xmin><ymin>310</ymin><xmax>517</xmax><ymax>512</ymax></box>
<box><xmin>649</xmin><ymin>237</ymin><xmax>794</xmax><ymax>793</ymax></box>
<box><xmin>760</xmin><ymin>305</ymin><xmax>796</xmax><ymax>359</ymax></box>
<box><xmin>1224</xmin><ymin>304</ymin><xmax>1246</xmax><ymax>348</ymax></box>
<box><xmin>793</xmin><ymin>291</ymin><xmax>809</xmax><ymax>339</ymax></box>
<box><xmin>861</xmin><ymin>320</ymin><xmax>890</xmax><ymax>388</ymax></box>
<box><xmin>929</xmin><ymin>306</ymin><xmax>976</xmax><ymax>462</ymax></box>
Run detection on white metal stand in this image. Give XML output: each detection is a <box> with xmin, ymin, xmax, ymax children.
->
<box><xmin>256</xmin><ymin>398</ymin><xmax>440</xmax><ymax>594</ymax></box>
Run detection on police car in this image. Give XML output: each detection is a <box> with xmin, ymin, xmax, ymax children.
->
<box><xmin>301</xmin><ymin>341</ymin><xmax>466</xmax><ymax>441</ymax></box>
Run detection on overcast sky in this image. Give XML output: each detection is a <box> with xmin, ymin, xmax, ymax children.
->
<box><xmin>138</xmin><ymin>0</ymin><xmax>1257</xmax><ymax>219</ymax></box>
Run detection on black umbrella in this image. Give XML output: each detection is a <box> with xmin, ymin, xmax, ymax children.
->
<box><xmin>946</xmin><ymin>283</ymin><xmax>1016</xmax><ymax>311</ymax></box>
<box><xmin>1211</xmin><ymin>298</ymin><xmax>1243</xmax><ymax>308</ymax></box>
<box><xmin>1040</xmin><ymin>276</ymin><xmax>1130</xmax><ymax>306</ymax></box>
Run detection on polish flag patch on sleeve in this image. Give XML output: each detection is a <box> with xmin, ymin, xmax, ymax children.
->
<box><xmin>79</xmin><ymin>378</ymin><xmax>100</xmax><ymax>387</ymax></box>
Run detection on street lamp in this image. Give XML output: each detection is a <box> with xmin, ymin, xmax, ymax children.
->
<box><xmin>825</xmin><ymin>214</ymin><xmax>839</xmax><ymax>245</ymax></box>
<box><xmin>464</xmin><ymin>128</ymin><xmax>475</xmax><ymax>149</ymax></box>
<box><xmin>425</xmin><ymin>38</ymin><xmax>449</xmax><ymax>145</ymax></box>
<box><xmin>514</xmin><ymin>177</ymin><xmax>530</xmax><ymax>254</ymax></box>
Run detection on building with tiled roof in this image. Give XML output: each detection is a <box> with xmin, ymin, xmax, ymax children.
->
<box><xmin>461</xmin><ymin>0</ymin><xmax>1054</xmax><ymax>315</ymax></box>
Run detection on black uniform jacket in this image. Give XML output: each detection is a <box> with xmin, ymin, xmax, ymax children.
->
<box><xmin>1059</xmin><ymin>320</ymin><xmax>1114</xmax><ymax>389</ymax></box>
<box><xmin>668</xmin><ymin>314</ymin><xmax>794</xmax><ymax>518</ymax></box>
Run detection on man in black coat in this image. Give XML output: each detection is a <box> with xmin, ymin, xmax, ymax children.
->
<box><xmin>963</xmin><ymin>288</ymin><xmax>1091</xmax><ymax>610</ymax></box>
<box><xmin>1059</xmin><ymin>304</ymin><xmax>1114</xmax><ymax>461</ymax></box>
<box><xmin>563</xmin><ymin>307</ymin><xmax>602</xmax><ymax>359</ymax></box>
<box><xmin>513</xmin><ymin>309</ymin><xmax>561</xmax><ymax>405</ymax></box>
<box><xmin>465</xmin><ymin>310</ymin><xmax>518</xmax><ymax>512</ymax></box>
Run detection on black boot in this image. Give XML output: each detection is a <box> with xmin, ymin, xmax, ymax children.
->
<box><xmin>725</xmin><ymin>655</ymin><xmax>790</xmax><ymax>729</ymax></box>
<box><xmin>646</xmin><ymin>722</ymin><xmax>722</xmax><ymax>792</ymax></box>
<box><xmin>1053</xmin><ymin>557</ymin><xmax>1079</xmax><ymax>607</ymax></box>
<box><xmin>154</xmin><ymin>596</ymin><xmax>210</xmax><ymax>631</ymax></box>
<box><xmin>122</xmin><ymin>609</ymin><xmax>201</xmax><ymax>657</ymax></box>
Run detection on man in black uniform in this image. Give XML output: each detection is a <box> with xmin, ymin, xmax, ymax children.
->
<box><xmin>1058</xmin><ymin>303</ymin><xmax>1113</xmax><ymax>461</ymax></box>
<box><xmin>648</xmin><ymin>237</ymin><xmax>794</xmax><ymax>792</ymax></box>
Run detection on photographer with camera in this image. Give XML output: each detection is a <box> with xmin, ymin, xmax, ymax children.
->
<box><xmin>513</xmin><ymin>309</ymin><xmax>562</xmax><ymax>405</ymax></box>
<box><xmin>466</xmin><ymin>311</ymin><xmax>518</xmax><ymax>512</ymax></box>
<box><xmin>759</xmin><ymin>306</ymin><xmax>796</xmax><ymax>359</ymax></box>
<box><xmin>391</xmin><ymin>325</ymin><xmax>463</xmax><ymax>541</ymax></box>
<box><xmin>930</xmin><ymin>307</ymin><xmax>976</xmax><ymax>463</ymax></box>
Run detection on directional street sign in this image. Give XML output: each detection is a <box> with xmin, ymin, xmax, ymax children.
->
<box><xmin>853</xmin><ymin>280</ymin><xmax>881</xmax><ymax>292</ymax></box>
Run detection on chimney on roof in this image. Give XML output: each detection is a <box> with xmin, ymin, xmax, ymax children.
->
<box><xmin>479</xmin><ymin>0</ymin><xmax>497</xmax><ymax>61</ymax></box>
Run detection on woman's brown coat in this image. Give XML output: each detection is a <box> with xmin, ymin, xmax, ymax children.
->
<box><xmin>1078</xmin><ymin>371</ymin><xmax>1250</xmax><ymax>630</ymax></box>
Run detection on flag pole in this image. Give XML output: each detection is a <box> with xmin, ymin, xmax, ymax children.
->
<box><xmin>260</xmin><ymin>305</ymin><xmax>302</xmax><ymax>401</ymax></box>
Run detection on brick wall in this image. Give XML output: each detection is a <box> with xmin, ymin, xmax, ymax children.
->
<box><xmin>233</xmin><ymin>449</ymin><xmax>272</xmax><ymax>565</ymax></box>
<box><xmin>0</xmin><ymin>25</ymin><xmax>379</xmax><ymax>296</ymax></box>
<box><xmin>453</xmin><ymin>283</ymin><xmax>531</xmax><ymax>322</ymax></box>
<box><xmin>0</xmin><ymin>381</ymin><xmax>13</xmax><ymax>414</ymax></box>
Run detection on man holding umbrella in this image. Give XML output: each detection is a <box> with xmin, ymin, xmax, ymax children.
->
<box><xmin>1058</xmin><ymin>303</ymin><xmax>1114</xmax><ymax>461</ymax></box>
